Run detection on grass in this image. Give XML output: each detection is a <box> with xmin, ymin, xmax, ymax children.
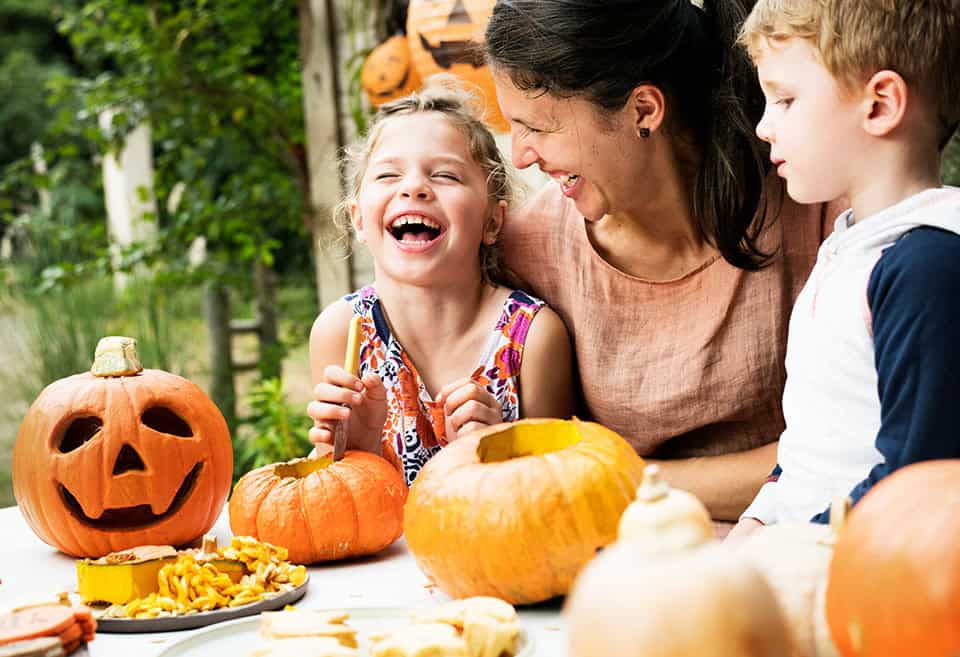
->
<box><xmin>0</xmin><ymin>275</ymin><xmax>318</xmax><ymax>508</ymax></box>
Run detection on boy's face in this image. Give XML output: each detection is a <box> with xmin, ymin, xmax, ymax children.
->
<box><xmin>754</xmin><ymin>38</ymin><xmax>866</xmax><ymax>205</ymax></box>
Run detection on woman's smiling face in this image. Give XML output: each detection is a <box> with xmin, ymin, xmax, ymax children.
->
<box><xmin>493</xmin><ymin>70</ymin><xmax>642</xmax><ymax>223</ymax></box>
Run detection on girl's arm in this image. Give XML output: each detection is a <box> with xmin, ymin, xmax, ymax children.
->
<box><xmin>307</xmin><ymin>299</ymin><xmax>387</xmax><ymax>454</ymax></box>
<box><xmin>518</xmin><ymin>307</ymin><xmax>577</xmax><ymax>419</ymax></box>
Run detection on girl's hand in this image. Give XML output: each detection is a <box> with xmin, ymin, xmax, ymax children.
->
<box><xmin>307</xmin><ymin>366</ymin><xmax>387</xmax><ymax>455</ymax></box>
<box><xmin>438</xmin><ymin>378</ymin><xmax>502</xmax><ymax>442</ymax></box>
<box><xmin>723</xmin><ymin>517</ymin><xmax>764</xmax><ymax>544</ymax></box>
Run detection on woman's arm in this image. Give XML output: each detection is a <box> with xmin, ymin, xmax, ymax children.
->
<box><xmin>647</xmin><ymin>440</ymin><xmax>779</xmax><ymax>522</ymax></box>
<box><xmin>519</xmin><ymin>306</ymin><xmax>577</xmax><ymax>419</ymax></box>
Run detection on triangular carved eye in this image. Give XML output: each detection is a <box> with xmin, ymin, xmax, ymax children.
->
<box><xmin>113</xmin><ymin>444</ymin><xmax>146</xmax><ymax>474</ymax></box>
<box><xmin>141</xmin><ymin>407</ymin><xmax>193</xmax><ymax>438</ymax></box>
<box><xmin>59</xmin><ymin>417</ymin><xmax>103</xmax><ymax>453</ymax></box>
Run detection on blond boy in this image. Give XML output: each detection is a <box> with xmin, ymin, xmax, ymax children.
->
<box><xmin>729</xmin><ymin>0</ymin><xmax>960</xmax><ymax>538</ymax></box>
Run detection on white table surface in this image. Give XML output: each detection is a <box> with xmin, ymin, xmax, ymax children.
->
<box><xmin>0</xmin><ymin>506</ymin><xmax>567</xmax><ymax>656</ymax></box>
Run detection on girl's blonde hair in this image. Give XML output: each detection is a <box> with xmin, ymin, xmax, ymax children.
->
<box><xmin>336</xmin><ymin>77</ymin><xmax>520</xmax><ymax>287</ymax></box>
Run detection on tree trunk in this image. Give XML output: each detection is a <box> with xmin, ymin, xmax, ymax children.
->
<box><xmin>299</xmin><ymin>0</ymin><xmax>353</xmax><ymax>309</ymax></box>
<box><xmin>204</xmin><ymin>280</ymin><xmax>236</xmax><ymax>432</ymax></box>
<box><xmin>254</xmin><ymin>259</ymin><xmax>282</xmax><ymax>380</ymax></box>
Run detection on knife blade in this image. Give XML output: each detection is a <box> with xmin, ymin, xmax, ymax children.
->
<box><xmin>333</xmin><ymin>316</ymin><xmax>363</xmax><ymax>461</ymax></box>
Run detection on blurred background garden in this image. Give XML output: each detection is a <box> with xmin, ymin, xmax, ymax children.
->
<box><xmin>1</xmin><ymin>0</ymin><xmax>959</xmax><ymax>507</ymax></box>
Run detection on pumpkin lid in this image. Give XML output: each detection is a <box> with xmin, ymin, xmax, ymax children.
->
<box><xmin>90</xmin><ymin>336</ymin><xmax>144</xmax><ymax>377</ymax></box>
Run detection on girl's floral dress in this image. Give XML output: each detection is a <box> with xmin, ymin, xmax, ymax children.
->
<box><xmin>345</xmin><ymin>285</ymin><xmax>545</xmax><ymax>485</ymax></box>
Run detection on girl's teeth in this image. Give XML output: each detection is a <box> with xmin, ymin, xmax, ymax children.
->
<box><xmin>563</xmin><ymin>174</ymin><xmax>579</xmax><ymax>186</ymax></box>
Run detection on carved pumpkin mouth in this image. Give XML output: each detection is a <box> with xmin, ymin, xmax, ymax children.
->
<box><xmin>417</xmin><ymin>32</ymin><xmax>484</xmax><ymax>70</ymax></box>
<box><xmin>59</xmin><ymin>462</ymin><xmax>203</xmax><ymax>530</ymax></box>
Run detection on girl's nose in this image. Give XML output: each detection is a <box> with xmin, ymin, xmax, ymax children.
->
<box><xmin>399</xmin><ymin>173</ymin><xmax>433</xmax><ymax>199</ymax></box>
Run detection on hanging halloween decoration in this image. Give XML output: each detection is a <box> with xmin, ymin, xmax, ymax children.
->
<box><xmin>362</xmin><ymin>34</ymin><xmax>423</xmax><ymax>107</ymax></box>
<box><xmin>404</xmin><ymin>0</ymin><xmax>508</xmax><ymax>131</ymax></box>
<box><xmin>12</xmin><ymin>336</ymin><xmax>233</xmax><ymax>558</ymax></box>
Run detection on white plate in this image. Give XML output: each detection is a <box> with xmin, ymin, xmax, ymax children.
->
<box><xmin>157</xmin><ymin>605</ymin><xmax>535</xmax><ymax>656</ymax></box>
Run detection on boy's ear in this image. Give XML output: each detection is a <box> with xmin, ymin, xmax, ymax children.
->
<box><xmin>862</xmin><ymin>70</ymin><xmax>908</xmax><ymax>137</ymax></box>
<box><xmin>483</xmin><ymin>200</ymin><xmax>507</xmax><ymax>245</ymax></box>
<box><xmin>629</xmin><ymin>84</ymin><xmax>666</xmax><ymax>138</ymax></box>
<box><xmin>349</xmin><ymin>201</ymin><xmax>365</xmax><ymax>243</ymax></box>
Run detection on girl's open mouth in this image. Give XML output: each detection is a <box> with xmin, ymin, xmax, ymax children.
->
<box><xmin>387</xmin><ymin>214</ymin><xmax>445</xmax><ymax>250</ymax></box>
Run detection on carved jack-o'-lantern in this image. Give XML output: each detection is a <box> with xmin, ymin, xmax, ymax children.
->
<box><xmin>362</xmin><ymin>34</ymin><xmax>423</xmax><ymax>107</ymax></box>
<box><xmin>407</xmin><ymin>0</ymin><xmax>508</xmax><ymax>131</ymax></box>
<box><xmin>12</xmin><ymin>337</ymin><xmax>233</xmax><ymax>558</ymax></box>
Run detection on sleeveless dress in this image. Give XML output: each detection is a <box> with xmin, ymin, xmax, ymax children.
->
<box><xmin>345</xmin><ymin>285</ymin><xmax>545</xmax><ymax>485</ymax></box>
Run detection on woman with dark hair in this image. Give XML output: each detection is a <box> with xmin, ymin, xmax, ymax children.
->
<box><xmin>485</xmin><ymin>0</ymin><xmax>837</xmax><ymax>522</ymax></box>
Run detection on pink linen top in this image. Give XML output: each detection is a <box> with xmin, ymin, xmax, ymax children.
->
<box><xmin>502</xmin><ymin>182</ymin><xmax>833</xmax><ymax>458</ymax></box>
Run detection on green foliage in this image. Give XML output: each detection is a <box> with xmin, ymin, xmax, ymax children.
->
<box><xmin>234</xmin><ymin>377</ymin><xmax>313</xmax><ymax>480</ymax></box>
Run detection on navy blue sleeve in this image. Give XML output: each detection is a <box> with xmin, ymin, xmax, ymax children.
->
<box><xmin>812</xmin><ymin>227</ymin><xmax>960</xmax><ymax>523</ymax></box>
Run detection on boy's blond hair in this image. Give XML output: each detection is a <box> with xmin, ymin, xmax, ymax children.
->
<box><xmin>740</xmin><ymin>0</ymin><xmax>960</xmax><ymax>144</ymax></box>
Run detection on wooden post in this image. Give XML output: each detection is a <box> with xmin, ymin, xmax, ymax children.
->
<box><xmin>299</xmin><ymin>0</ymin><xmax>352</xmax><ymax>310</ymax></box>
<box><xmin>254</xmin><ymin>259</ymin><xmax>282</xmax><ymax>380</ymax></box>
<box><xmin>204</xmin><ymin>280</ymin><xmax>237</xmax><ymax>432</ymax></box>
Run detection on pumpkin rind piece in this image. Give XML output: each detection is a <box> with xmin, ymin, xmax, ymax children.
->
<box><xmin>403</xmin><ymin>418</ymin><xmax>645</xmax><ymax>604</ymax></box>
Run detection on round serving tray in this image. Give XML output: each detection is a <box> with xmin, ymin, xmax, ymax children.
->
<box><xmin>94</xmin><ymin>576</ymin><xmax>309</xmax><ymax>633</ymax></box>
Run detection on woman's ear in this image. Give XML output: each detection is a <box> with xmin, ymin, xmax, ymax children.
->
<box><xmin>349</xmin><ymin>201</ymin><xmax>366</xmax><ymax>243</ymax></box>
<box><xmin>484</xmin><ymin>200</ymin><xmax>508</xmax><ymax>245</ymax></box>
<box><xmin>862</xmin><ymin>70</ymin><xmax>908</xmax><ymax>137</ymax></box>
<box><xmin>630</xmin><ymin>84</ymin><xmax>666</xmax><ymax>138</ymax></box>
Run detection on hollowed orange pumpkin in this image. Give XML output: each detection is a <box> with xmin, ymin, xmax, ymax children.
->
<box><xmin>403</xmin><ymin>418</ymin><xmax>645</xmax><ymax>604</ymax></box>
<box><xmin>362</xmin><ymin>34</ymin><xmax>423</xmax><ymax>107</ymax></box>
<box><xmin>406</xmin><ymin>0</ymin><xmax>508</xmax><ymax>131</ymax></box>
<box><xmin>12</xmin><ymin>337</ymin><xmax>233</xmax><ymax>558</ymax></box>
<box><xmin>228</xmin><ymin>448</ymin><xmax>407</xmax><ymax>564</ymax></box>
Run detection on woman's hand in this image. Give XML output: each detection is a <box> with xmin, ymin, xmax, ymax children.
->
<box><xmin>307</xmin><ymin>365</ymin><xmax>387</xmax><ymax>455</ymax></box>
<box><xmin>438</xmin><ymin>378</ymin><xmax>502</xmax><ymax>442</ymax></box>
<box><xmin>723</xmin><ymin>517</ymin><xmax>764</xmax><ymax>544</ymax></box>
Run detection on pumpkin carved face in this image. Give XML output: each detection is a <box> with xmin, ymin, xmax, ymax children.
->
<box><xmin>407</xmin><ymin>0</ymin><xmax>508</xmax><ymax>131</ymax></box>
<box><xmin>362</xmin><ymin>35</ymin><xmax>423</xmax><ymax>107</ymax></box>
<box><xmin>13</xmin><ymin>338</ymin><xmax>233</xmax><ymax>557</ymax></box>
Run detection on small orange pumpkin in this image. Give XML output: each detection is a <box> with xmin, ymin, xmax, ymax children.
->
<box><xmin>228</xmin><ymin>448</ymin><xmax>407</xmax><ymax>564</ymax></box>
<box><xmin>12</xmin><ymin>336</ymin><xmax>233</xmax><ymax>558</ymax></box>
<box><xmin>362</xmin><ymin>34</ymin><xmax>423</xmax><ymax>107</ymax></box>
<box><xmin>406</xmin><ymin>0</ymin><xmax>508</xmax><ymax>131</ymax></box>
<box><xmin>403</xmin><ymin>418</ymin><xmax>645</xmax><ymax>604</ymax></box>
<box><xmin>825</xmin><ymin>460</ymin><xmax>960</xmax><ymax>657</ymax></box>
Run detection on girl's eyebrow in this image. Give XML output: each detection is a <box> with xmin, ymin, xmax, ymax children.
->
<box><xmin>370</xmin><ymin>154</ymin><xmax>469</xmax><ymax>167</ymax></box>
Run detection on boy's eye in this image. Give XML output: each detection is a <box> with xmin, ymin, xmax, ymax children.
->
<box><xmin>775</xmin><ymin>97</ymin><xmax>794</xmax><ymax>108</ymax></box>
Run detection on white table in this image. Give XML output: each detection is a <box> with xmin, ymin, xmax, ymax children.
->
<box><xmin>0</xmin><ymin>506</ymin><xmax>567</xmax><ymax>656</ymax></box>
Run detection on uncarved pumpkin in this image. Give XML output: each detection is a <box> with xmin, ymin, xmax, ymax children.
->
<box><xmin>362</xmin><ymin>34</ymin><xmax>423</xmax><ymax>107</ymax></box>
<box><xmin>13</xmin><ymin>336</ymin><xmax>233</xmax><ymax>558</ymax></box>
<box><xmin>566</xmin><ymin>543</ymin><xmax>792</xmax><ymax>657</ymax></box>
<box><xmin>229</xmin><ymin>448</ymin><xmax>407</xmax><ymax>564</ymax></box>
<box><xmin>826</xmin><ymin>460</ymin><xmax>960</xmax><ymax>657</ymax></box>
<box><xmin>406</xmin><ymin>0</ymin><xmax>508</xmax><ymax>131</ymax></box>
<box><xmin>403</xmin><ymin>418</ymin><xmax>645</xmax><ymax>604</ymax></box>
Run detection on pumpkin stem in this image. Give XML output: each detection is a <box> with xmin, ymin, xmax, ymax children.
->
<box><xmin>820</xmin><ymin>495</ymin><xmax>852</xmax><ymax>546</ymax></box>
<box><xmin>636</xmin><ymin>464</ymin><xmax>670</xmax><ymax>502</ymax></box>
<box><xmin>91</xmin><ymin>336</ymin><xmax>144</xmax><ymax>377</ymax></box>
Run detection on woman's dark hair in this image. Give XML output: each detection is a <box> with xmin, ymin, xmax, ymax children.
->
<box><xmin>485</xmin><ymin>0</ymin><xmax>775</xmax><ymax>270</ymax></box>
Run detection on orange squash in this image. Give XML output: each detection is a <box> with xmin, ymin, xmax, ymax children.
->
<box><xmin>403</xmin><ymin>418</ymin><xmax>645</xmax><ymax>604</ymax></box>
<box><xmin>229</xmin><ymin>448</ymin><xmax>407</xmax><ymax>563</ymax></box>
<box><xmin>12</xmin><ymin>337</ymin><xmax>233</xmax><ymax>558</ymax></box>
<box><xmin>406</xmin><ymin>0</ymin><xmax>508</xmax><ymax>131</ymax></box>
<box><xmin>362</xmin><ymin>34</ymin><xmax>423</xmax><ymax>107</ymax></box>
<box><xmin>825</xmin><ymin>460</ymin><xmax>960</xmax><ymax>657</ymax></box>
